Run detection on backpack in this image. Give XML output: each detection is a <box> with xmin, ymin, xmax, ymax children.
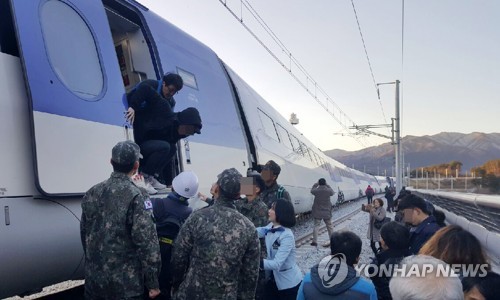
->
<box><xmin>122</xmin><ymin>79</ymin><xmax>162</xmax><ymax>110</ymax></box>
<box><xmin>277</xmin><ymin>185</ymin><xmax>286</xmax><ymax>199</ymax></box>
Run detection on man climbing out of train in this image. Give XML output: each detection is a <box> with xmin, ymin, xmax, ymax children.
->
<box><xmin>259</xmin><ymin>160</ymin><xmax>292</xmax><ymax>208</ymax></box>
<box><xmin>125</xmin><ymin>73</ymin><xmax>183</xmax><ymax>124</ymax></box>
<box><xmin>124</xmin><ymin>73</ymin><xmax>202</xmax><ymax>194</ymax></box>
<box><xmin>80</xmin><ymin>140</ymin><xmax>161</xmax><ymax>299</ymax></box>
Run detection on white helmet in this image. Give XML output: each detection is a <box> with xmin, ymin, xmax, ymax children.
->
<box><xmin>172</xmin><ymin>171</ymin><xmax>199</xmax><ymax>198</ymax></box>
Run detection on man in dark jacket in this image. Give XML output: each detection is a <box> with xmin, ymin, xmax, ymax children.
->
<box><xmin>129</xmin><ymin>102</ymin><xmax>202</xmax><ymax>193</ymax></box>
<box><xmin>297</xmin><ymin>231</ymin><xmax>377</xmax><ymax>300</ymax></box>
<box><xmin>152</xmin><ymin>171</ymin><xmax>199</xmax><ymax>300</ymax></box>
<box><xmin>398</xmin><ymin>194</ymin><xmax>440</xmax><ymax>255</ymax></box>
<box><xmin>384</xmin><ymin>186</ymin><xmax>395</xmax><ymax>212</ymax></box>
<box><xmin>310</xmin><ymin>178</ymin><xmax>334</xmax><ymax>247</ymax></box>
<box><xmin>125</xmin><ymin>74</ymin><xmax>202</xmax><ymax>192</ymax></box>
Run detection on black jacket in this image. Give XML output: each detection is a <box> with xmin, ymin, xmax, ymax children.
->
<box><xmin>408</xmin><ymin>216</ymin><xmax>440</xmax><ymax>255</ymax></box>
<box><xmin>369</xmin><ymin>249</ymin><xmax>406</xmax><ymax>300</ymax></box>
<box><xmin>127</xmin><ymin>80</ymin><xmax>176</xmax><ymax>145</ymax></box>
<box><xmin>152</xmin><ymin>192</ymin><xmax>192</xmax><ymax>239</ymax></box>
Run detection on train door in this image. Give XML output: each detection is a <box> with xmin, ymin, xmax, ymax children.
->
<box><xmin>9</xmin><ymin>0</ymin><xmax>127</xmax><ymax>195</ymax></box>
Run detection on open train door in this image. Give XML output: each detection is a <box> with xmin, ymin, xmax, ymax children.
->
<box><xmin>10</xmin><ymin>0</ymin><xmax>126</xmax><ymax>195</ymax></box>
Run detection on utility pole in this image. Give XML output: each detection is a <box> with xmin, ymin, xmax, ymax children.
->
<box><xmin>349</xmin><ymin>80</ymin><xmax>402</xmax><ymax>191</ymax></box>
<box><xmin>394</xmin><ymin>80</ymin><xmax>402</xmax><ymax>193</ymax></box>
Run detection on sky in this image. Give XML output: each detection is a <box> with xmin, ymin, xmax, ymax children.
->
<box><xmin>137</xmin><ymin>0</ymin><xmax>499</xmax><ymax>151</ymax></box>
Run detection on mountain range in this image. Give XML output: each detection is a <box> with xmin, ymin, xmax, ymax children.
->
<box><xmin>324</xmin><ymin>132</ymin><xmax>500</xmax><ymax>175</ymax></box>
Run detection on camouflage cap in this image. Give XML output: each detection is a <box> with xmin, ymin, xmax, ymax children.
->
<box><xmin>263</xmin><ymin>160</ymin><xmax>281</xmax><ymax>175</ymax></box>
<box><xmin>216</xmin><ymin>168</ymin><xmax>242</xmax><ymax>199</ymax></box>
<box><xmin>111</xmin><ymin>140</ymin><xmax>143</xmax><ymax>165</ymax></box>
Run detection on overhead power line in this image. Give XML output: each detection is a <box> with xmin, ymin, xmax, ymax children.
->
<box><xmin>350</xmin><ymin>0</ymin><xmax>389</xmax><ymax>130</ymax></box>
<box><xmin>218</xmin><ymin>0</ymin><xmax>368</xmax><ymax>148</ymax></box>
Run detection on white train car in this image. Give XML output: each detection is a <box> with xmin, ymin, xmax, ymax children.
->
<box><xmin>0</xmin><ymin>0</ymin><xmax>384</xmax><ymax>297</ymax></box>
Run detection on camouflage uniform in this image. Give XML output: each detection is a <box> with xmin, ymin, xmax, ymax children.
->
<box><xmin>235</xmin><ymin>196</ymin><xmax>269</xmax><ymax>228</ymax></box>
<box><xmin>171</xmin><ymin>168</ymin><xmax>260</xmax><ymax>300</ymax></box>
<box><xmin>235</xmin><ymin>196</ymin><xmax>269</xmax><ymax>300</ymax></box>
<box><xmin>80</xmin><ymin>141</ymin><xmax>161</xmax><ymax>299</ymax></box>
<box><xmin>260</xmin><ymin>182</ymin><xmax>291</xmax><ymax>208</ymax></box>
<box><xmin>260</xmin><ymin>160</ymin><xmax>291</xmax><ymax>208</ymax></box>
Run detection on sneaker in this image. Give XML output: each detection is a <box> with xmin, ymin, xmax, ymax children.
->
<box><xmin>310</xmin><ymin>242</ymin><xmax>318</xmax><ymax>247</ymax></box>
<box><xmin>132</xmin><ymin>174</ymin><xmax>157</xmax><ymax>195</ymax></box>
<box><xmin>322</xmin><ymin>242</ymin><xmax>331</xmax><ymax>248</ymax></box>
<box><xmin>144</xmin><ymin>174</ymin><xmax>167</xmax><ymax>190</ymax></box>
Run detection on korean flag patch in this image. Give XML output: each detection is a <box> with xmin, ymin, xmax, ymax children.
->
<box><xmin>144</xmin><ymin>199</ymin><xmax>153</xmax><ymax>210</ymax></box>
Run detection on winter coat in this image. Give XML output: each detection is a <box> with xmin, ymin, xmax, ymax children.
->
<box><xmin>297</xmin><ymin>264</ymin><xmax>377</xmax><ymax>300</ymax></box>
<box><xmin>366</xmin><ymin>206</ymin><xmax>386</xmax><ymax>242</ymax></box>
<box><xmin>311</xmin><ymin>184</ymin><xmax>334</xmax><ymax>219</ymax></box>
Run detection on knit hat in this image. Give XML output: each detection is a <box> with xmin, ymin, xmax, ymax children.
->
<box><xmin>177</xmin><ymin>107</ymin><xmax>202</xmax><ymax>134</ymax></box>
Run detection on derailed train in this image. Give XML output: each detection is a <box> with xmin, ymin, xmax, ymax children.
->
<box><xmin>0</xmin><ymin>0</ymin><xmax>390</xmax><ymax>297</ymax></box>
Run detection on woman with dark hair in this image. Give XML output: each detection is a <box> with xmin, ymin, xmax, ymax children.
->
<box><xmin>362</xmin><ymin>198</ymin><xmax>387</xmax><ymax>254</ymax></box>
<box><xmin>256</xmin><ymin>199</ymin><xmax>302</xmax><ymax>300</ymax></box>
<box><xmin>419</xmin><ymin>225</ymin><xmax>490</xmax><ymax>271</ymax></box>
<box><xmin>463</xmin><ymin>271</ymin><xmax>500</xmax><ymax>300</ymax></box>
<box><xmin>369</xmin><ymin>221</ymin><xmax>410</xmax><ymax>300</ymax></box>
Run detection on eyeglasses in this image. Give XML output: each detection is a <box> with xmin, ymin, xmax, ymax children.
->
<box><xmin>164</xmin><ymin>85</ymin><xmax>178</xmax><ymax>96</ymax></box>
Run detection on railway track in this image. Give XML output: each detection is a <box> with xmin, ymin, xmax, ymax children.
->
<box><xmin>295</xmin><ymin>208</ymin><xmax>361</xmax><ymax>248</ymax></box>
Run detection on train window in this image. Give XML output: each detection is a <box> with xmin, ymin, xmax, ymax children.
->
<box><xmin>331</xmin><ymin>166</ymin><xmax>342</xmax><ymax>182</ymax></box>
<box><xmin>302</xmin><ymin>144</ymin><xmax>313</xmax><ymax>162</ymax></box>
<box><xmin>313</xmin><ymin>152</ymin><xmax>321</xmax><ymax>166</ymax></box>
<box><xmin>257</xmin><ymin>109</ymin><xmax>279</xmax><ymax>142</ymax></box>
<box><xmin>321</xmin><ymin>159</ymin><xmax>328</xmax><ymax>170</ymax></box>
<box><xmin>276</xmin><ymin>124</ymin><xmax>294</xmax><ymax>149</ymax></box>
<box><xmin>289</xmin><ymin>134</ymin><xmax>303</xmax><ymax>156</ymax></box>
<box><xmin>177</xmin><ymin>67</ymin><xmax>198</xmax><ymax>90</ymax></box>
<box><xmin>40</xmin><ymin>1</ymin><xmax>103</xmax><ymax>100</ymax></box>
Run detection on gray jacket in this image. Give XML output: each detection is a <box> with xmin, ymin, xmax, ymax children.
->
<box><xmin>311</xmin><ymin>184</ymin><xmax>334</xmax><ymax>219</ymax></box>
<box><xmin>366</xmin><ymin>206</ymin><xmax>386</xmax><ymax>242</ymax></box>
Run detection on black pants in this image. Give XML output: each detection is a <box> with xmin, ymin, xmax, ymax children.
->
<box><xmin>387</xmin><ymin>199</ymin><xmax>394</xmax><ymax>212</ymax></box>
<box><xmin>157</xmin><ymin>242</ymin><xmax>173</xmax><ymax>300</ymax></box>
<box><xmin>264</xmin><ymin>279</ymin><xmax>301</xmax><ymax>300</ymax></box>
<box><xmin>140</xmin><ymin>140</ymin><xmax>176</xmax><ymax>178</ymax></box>
<box><xmin>367</xmin><ymin>196</ymin><xmax>373</xmax><ymax>204</ymax></box>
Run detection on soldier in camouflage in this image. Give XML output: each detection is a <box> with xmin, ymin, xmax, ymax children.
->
<box><xmin>260</xmin><ymin>160</ymin><xmax>291</xmax><ymax>208</ymax></box>
<box><xmin>235</xmin><ymin>174</ymin><xmax>268</xmax><ymax>300</ymax></box>
<box><xmin>171</xmin><ymin>168</ymin><xmax>260</xmax><ymax>300</ymax></box>
<box><xmin>80</xmin><ymin>141</ymin><xmax>161</xmax><ymax>300</ymax></box>
<box><xmin>235</xmin><ymin>174</ymin><xmax>269</xmax><ymax>228</ymax></box>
